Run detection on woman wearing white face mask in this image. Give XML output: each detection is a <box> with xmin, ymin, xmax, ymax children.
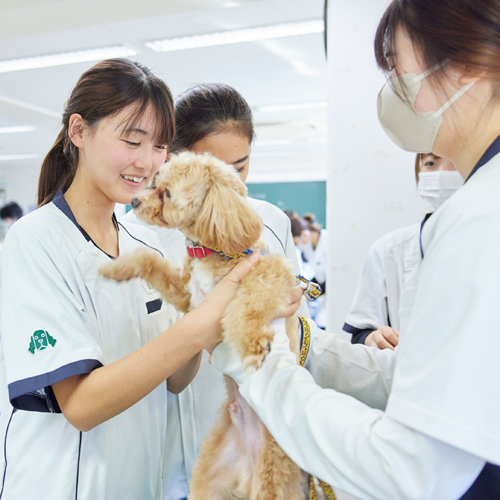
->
<box><xmin>210</xmin><ymin>0</ymin><xmax>500</xmax><ymax>498</ymax></box>
<box><xmin>417</xmin><ymin>153</ymin><xmax>463</xmax><ymax>210</ymax></box>
<box><xmin>344</xmin><ymin>153</ymin><xmax>463</xmax><ymax>349</ymax></box>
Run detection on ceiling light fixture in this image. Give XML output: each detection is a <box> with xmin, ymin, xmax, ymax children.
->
<box><xmin>255</xmin><ymin>101</ymin><xmax>328</xmax><ymax>113</ymax></box>
<box><xmin>0</xmin><ymin>46</ymin><xmax>137</xmax><ymax>74</ymax></box>
<box><xmin>145</xmin><ymin>20</ymin><xmax>324</xmax><ymax>53</ymax></box>
<box><xmin>0</xmin><ymin>126</ymin><xmax>36</xmax><ymax>134</ymax></box>
<box><xmin>0</xmin><ymin>154</ymin><xmax>40</xmax><ymax>161</ymax></box>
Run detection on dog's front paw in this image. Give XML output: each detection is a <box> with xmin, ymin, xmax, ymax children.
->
<box><xmin>99</xmin><ymin>259</ymin><xmax>140</xmax><ymax>282</ymax></box>
<box><xmin>242</xmin><ymin>338</ymin><xmax>272</xmax><ymax>373</ymax></box>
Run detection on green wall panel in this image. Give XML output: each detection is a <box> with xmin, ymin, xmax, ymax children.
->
<box><xmin>125</xmin><ymin>181</ymin><xmax>327</xmax><ymax>227</ymax></box>
<box><xmin>247</xmin><ymin>181</ymin><xmax>326</xmax><ymax>227</ymax></box>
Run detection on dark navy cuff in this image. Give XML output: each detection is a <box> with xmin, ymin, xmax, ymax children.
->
<box><xmin>343</xmin><ymin>323</ymin><xmax>373</xmax><ymax>345</ymax></box>
<box><xmin>9</xmin><ymin>359</ymin><xmax>103</xmax><ymax>413</ymax></box>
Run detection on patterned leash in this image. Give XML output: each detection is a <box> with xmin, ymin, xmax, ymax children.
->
<box><xmin>298</xmin><ymin>317</ymin><xmax>337</xmax><ymax>500</ymax></box>
<box><xmin>295</xmin><ymin>276</ymin><xmax>322</xmax><ymax>301</ymax></box>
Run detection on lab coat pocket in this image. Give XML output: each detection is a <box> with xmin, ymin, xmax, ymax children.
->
<box><xmin>402</xmin><ymin>247</ymin><xmax>421</xmax><ymax>289</ymax></box>
<box><xmin>141</xmin><ymin>280</ymin><xmax>175</xmax><ymax>341</ymax></box>
<box><xmin>142</xmin><ymin>280</ymin><xmax>163</xmax><ymax>314</ymax></box>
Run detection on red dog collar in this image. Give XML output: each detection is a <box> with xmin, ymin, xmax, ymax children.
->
<box><xmin>187</xmin><ymin>245</ymin><xmax>217</xmax><ymax>259</ymax></box>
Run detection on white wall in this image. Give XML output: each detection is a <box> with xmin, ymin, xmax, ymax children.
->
<box><xmin>326</xmin><ymin>0</ymin><xmax>432</xmax><ymax>338</ymax></box>
<box><xmin>325</xmin><ymin>5</ymin><xmax>431</xmax><ymax>499</ymax></box>
<box><xmin>0</xmin><ymin>163</ymin><xmax>40</xmax><ymax>214</ymax></box>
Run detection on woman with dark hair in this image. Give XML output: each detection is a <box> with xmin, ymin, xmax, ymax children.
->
<box><xmin>211</xmin><ymin>1</ymin><xmax>500</xmax><ymax>498</ymax></box>
<box><xmin>0</xmin><ymin>201</ymin><xmax>23</xmax><ymax>241</ymax></box>
<box><xmin>295</xmin><ymin>213</ymin><xmax>328</xmax><ymax>328</ymax></box>
<box><xmin>0</xmin><ymin>201</ymin><xmax>23</xmax><ymax>221</ymax></box>
<box><xmin>344</xmin><ymin>153</ymin><xmax>462</xmax><ymax>349</ymax></box>
<box><xmin>0</xmin><ymin>60</ymin><xmax>259</xmax><ymax>500</ymax></box>
<box><xmin>123</xmin><ymin>82</ymin><xmax>309</xmax><ymax>500</ymax></box>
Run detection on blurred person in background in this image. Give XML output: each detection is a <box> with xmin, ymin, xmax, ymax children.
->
<box><xmin>297</xmin><ymin>213</ymin><xmax>327</xmax><ymax>329</ymax></box>
<box><xmin>0</xmin><ymin>201</ymin><xmax>23</xmax><ymax>243</ymax></box>
<box><xmin>283</xmin><ymin>209</ymin><xmax>298</xmax><ymax>220</ymax></box>
<box><xmin>343</xmin><ymin>153</ymin><xmax>462</xmax><ymax>349</ymax></box>
<box><xmin>290</xmin><ymin>216</ymin><xmax>315</xmax><ymax>281</ymax></box>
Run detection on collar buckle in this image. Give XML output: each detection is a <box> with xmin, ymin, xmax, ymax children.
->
<box><xmin>186</xmin><ymin>239</ymin><xmax>216</xmax><ymax>259</ymax></box>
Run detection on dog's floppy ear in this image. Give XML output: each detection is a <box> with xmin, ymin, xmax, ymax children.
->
<box><xmin>194</xmin><ymin>178</ymin><xmax>263</xmax><ymax>255</ymax></box>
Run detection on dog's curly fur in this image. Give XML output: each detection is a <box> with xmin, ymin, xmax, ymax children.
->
<box><xmin>99</xmin><ymin>151</ymin><xmax>308</xmax><ymax>499</ymax></box>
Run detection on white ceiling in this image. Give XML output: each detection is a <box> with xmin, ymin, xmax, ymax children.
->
<box><xmin>0</xmin><ymin>0</ymin><xmax>327</xmax><ymax>196</ymax></box>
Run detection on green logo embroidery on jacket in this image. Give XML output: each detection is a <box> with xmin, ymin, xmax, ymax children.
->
<box><xmin>28</xmin><ymin>330</ymin><xmax>57</xmax><ymax>355</ymax></box>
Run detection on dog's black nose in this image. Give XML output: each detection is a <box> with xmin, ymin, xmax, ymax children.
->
<box><xmin>131</xmin><ymin>198</ymin><xmax>141</xmax><ymax>209</ymax></box>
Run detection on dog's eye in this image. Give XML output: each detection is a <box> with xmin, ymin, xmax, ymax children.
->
<box><xmin>164</xmin><ymin>189</ymin><xmax>171</xmax><ymax>199</ymax></box>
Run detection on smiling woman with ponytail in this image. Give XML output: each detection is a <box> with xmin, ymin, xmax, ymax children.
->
<box><xmin>0</xmin><ymin>58</ymin><xmax>261</xmax><ymax>500</ymax></box>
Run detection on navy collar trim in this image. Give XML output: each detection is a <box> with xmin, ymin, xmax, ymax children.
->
<box><xmin>466</xmin><ymin>134</ymin><xmax>500</xmax><ymax>182</ymax></box>
<box><xmin>53</xmin><ymin>187</ymin><xmax>91</xmax><ymax>242</ymax></box>
<box><xmin>421</xmin><ymin>134</ymin><xmax>500</xmax><ymax>258</ymax></box>
<box><xmin>52</xmin><ymin>187</ymin><xmax>118</xmax><ymax>258</ymax></box>
<box><xmin>419</xmin><ymin>212</ymin><xmax>434</xmax><ymax>259</ymax></box>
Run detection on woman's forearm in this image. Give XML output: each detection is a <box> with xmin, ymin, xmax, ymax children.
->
<box><xmin>52</xmin><ymin>310</ymin><xmax>206</xmax><ymax>431</ymax></box>
<box><xmin>166</xmin><ymin>350</ymin><xmax>203</xmax><ymax>394</ymax></box>
<box><xmin>53</xmin><ymin>253</ymin><xmax>259</xmax><ymax>431</ymax></box>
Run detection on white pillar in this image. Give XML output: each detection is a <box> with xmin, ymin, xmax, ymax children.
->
<box><xmin>326</xmin><ymin>0</ymin><xmax>431</xmax><ymax>337</ymax></box>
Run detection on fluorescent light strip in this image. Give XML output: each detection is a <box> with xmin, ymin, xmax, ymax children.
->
<box><xmin>0</xmin><ymin>126</ymin><xmax>36</xmax><ymax>134</ymax></box>
<box><xmin>255</xmin><ymin>101</ymin><xmax>328</xmax><ymax>113</ymax></box>
<box><xmin>145</xmin><ymin>20</ymin><xmax>324</xmax><ymax>53</ymax></box>
<box><xmin>0</xmin><ymin>46</ymin><xmax>137</xmax><ymax>74</ymax></box>
<box><xmin>0</xmin><ymin>154</ymin><xmax>40</xmax><ymax>161</ymax></box>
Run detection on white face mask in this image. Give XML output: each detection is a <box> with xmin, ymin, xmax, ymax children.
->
<box><xmin>377</xmin><ymin>64</ymin><xmax>474</xmax><ymax>153</ymax></box>
<box><xmin>417</xmin><ymin>171</ymin><xmax>464</xmax><ymax>209</ymax></box>
<box><xmin>296</xmin><ymin>241</ymin><xmax>313</xmax><ymax>255</ymax></box>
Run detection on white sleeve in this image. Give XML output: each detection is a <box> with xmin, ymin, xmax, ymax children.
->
<box><xmin>343</xmin><ymin>242</ymin><xmax>389</xmax><ymax>337</ymax></box>
<box><xmin>1</xmin><ymin>225</ymin><xmax>103</xmax><ymax>412</ymax></box>
<box><xmin>212</xmin><ymin>323</ymin><xmax>484</xmax><ymax>500</ymax></box>
<box><xmin>304</xmin><ymin>319</ymin><xmax>394</xmax><ymax>410</ymax></box>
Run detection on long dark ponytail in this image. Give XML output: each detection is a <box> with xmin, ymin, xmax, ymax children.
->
<box><xmin>38</xmin><ymin>58</ymin><xmax>175</xmax><ymax>206</ymax></box>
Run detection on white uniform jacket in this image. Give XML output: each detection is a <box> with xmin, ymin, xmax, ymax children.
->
<box><xmin>122</xmin><ymin>197</ymin><xmax>309</xmax><ymax>500</ymax></box>
<box><xmin>343</xmin><ymin>222</ymin><xmax>422</xmax><ymax>344</ymax></box>
<box><xmin>0</xmin><ymin>190</ymin><xmax>175</xmax><ymax>500</ymax></box>
<box><xmin>212</xmin><ymin>149</ymin><xmax>500</xmax><ymax>499</ymax></box>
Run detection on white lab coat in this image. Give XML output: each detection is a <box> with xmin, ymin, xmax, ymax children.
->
<box><xmin>0</xmin><ymin>191</ymin><xmax>174</xmax><ymax>500</ymax></box>
<box><xmin>343</xmin><ymin>222</ymin><xmax>422</xmax><ymax>342</ymax></box>
<box><xmin>212</xmin><ymin>153</ymin><xmax>500</xmax><ymax>499</ymax></box>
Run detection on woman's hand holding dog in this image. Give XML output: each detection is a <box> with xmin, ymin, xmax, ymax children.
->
<box><xmin>274</xmin><ymin>286</ymin><xmax>303</xmax><ymax>320</ymax></box>
<box><xmin>199</xmin><ymin>252</ymin><xmax>304</xmax><ymax>356</ymax></box>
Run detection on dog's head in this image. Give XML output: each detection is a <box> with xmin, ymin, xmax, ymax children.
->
<box><xmin>132</xmin><ymin>151</ymin><xmax>264</xmax><ymax>255</ymax></box>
